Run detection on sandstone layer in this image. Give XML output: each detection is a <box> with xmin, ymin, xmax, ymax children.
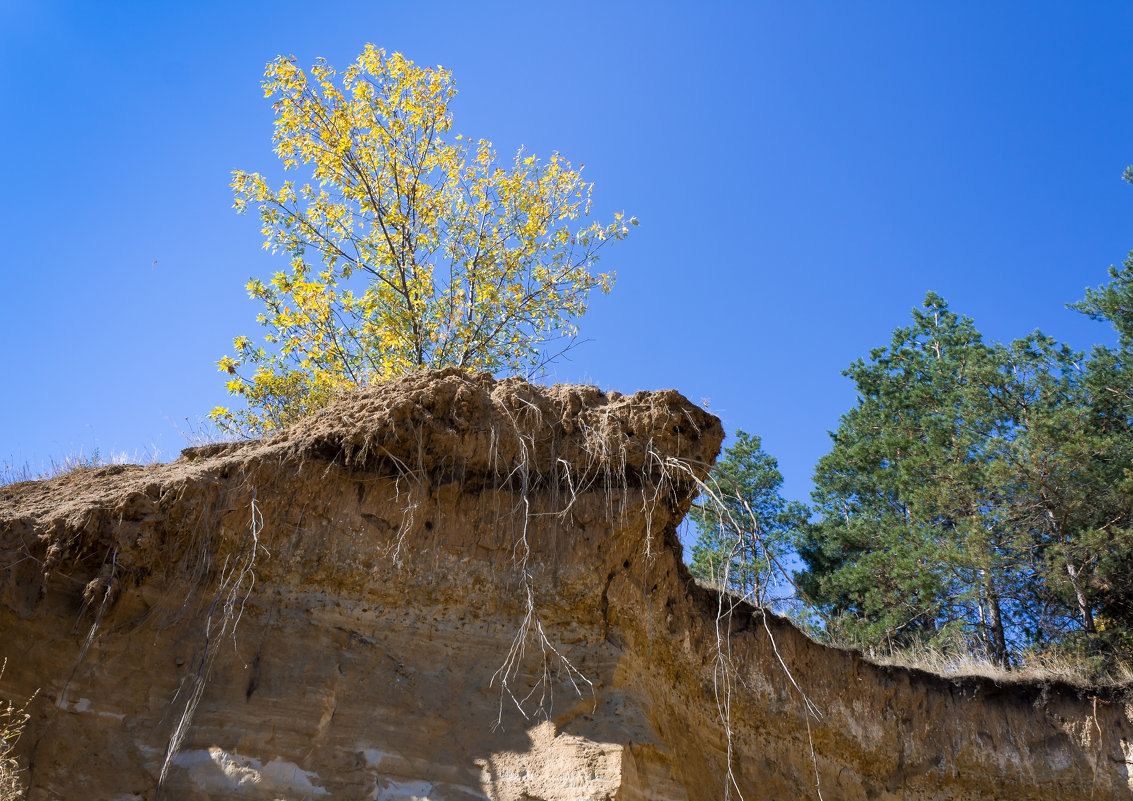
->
<box><xmin>1</xmin><ymin>369</ymin><xmax>1131</xmax><ymax>800</ymax></box>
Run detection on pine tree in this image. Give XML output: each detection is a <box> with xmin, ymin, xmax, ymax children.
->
<box><xmin>688</xmin><ymin>431</ymin><xmax>805</xmax><ymax>604</ymax></box>
<box><xmin>799</xmin><ymin>285</ymin><xmax>1133</xmax><ymax>667</ymax></box>
<box><xmin>798</xmin><ymin>294</ymin><xmax>1022</xmax><ymax>664</ymax></box>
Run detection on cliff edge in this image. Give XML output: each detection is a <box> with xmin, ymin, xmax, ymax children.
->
<box><xmin>1</xmin><ymin>369</ymin><xmax>1131</xmax><ymax>800</ymax></box>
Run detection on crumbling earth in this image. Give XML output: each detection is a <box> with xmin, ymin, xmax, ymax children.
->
<box><xmin>1</xmin><ymin>369</ymin><xmax>1131</xmax><ymax>800</ymax></box>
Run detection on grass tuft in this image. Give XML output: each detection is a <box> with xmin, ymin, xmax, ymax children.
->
<box><xmin>1</xmin><ymin>446</ymin><xmax>164</xmax><ymax>487</ymax></box>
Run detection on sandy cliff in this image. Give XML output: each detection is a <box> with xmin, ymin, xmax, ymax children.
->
<box><xmin>1</xmin><ymin>369</ymin><xmax>1131</xmax><ymax>800</ymax></box>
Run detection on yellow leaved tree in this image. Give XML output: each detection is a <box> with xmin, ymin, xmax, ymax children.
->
<box><xmin>213</xmin><ymin>45</ymin><xmax>634</xmax><ymax>435</ymax></box>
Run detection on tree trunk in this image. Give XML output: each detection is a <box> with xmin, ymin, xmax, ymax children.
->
<box><xmin>982</xmin><ymin>575</ymin><xmax>1009</xmax><ymax>668</ymax></box>
<box><xmin>1046</xmin><ymin>510</ymin><xmax>1097</xmax><ymax>636</ymax></box>
<box><xmin>1065</xmin><ymin>560</ymin><xmax>1098</xmax><ymax>635</ymax></box>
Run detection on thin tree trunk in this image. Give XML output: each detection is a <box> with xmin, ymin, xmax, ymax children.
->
<box><xmin>986</xmin><ymin>594</ymin><xmax>1008</xmax><ymax>668</ymax></box>
<box><xmin>1065</xmin><ymin>560</ymin><xmax>1097</xmax><ymax>634</ymax></box>
<box><xmin>982</xmin><ymin>573</ymin><xmax>1009</xmax><ymax>668</ymax></box>
<box><xmin>1046</xmin><ymin>510</ymin><xmax>1097</xmax><ymax>635</ymax></box>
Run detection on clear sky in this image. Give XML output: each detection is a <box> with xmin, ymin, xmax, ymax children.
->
<box><xmin>1</xmin><ymin>1</ymin><xmax>1130</xmax><ymax>506</ymax></box>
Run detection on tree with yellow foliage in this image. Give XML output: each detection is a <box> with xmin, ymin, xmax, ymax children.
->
<box><xmin>213</xmin><ymin>46</ymin><xmax>634</xmax><ymax>434</ymax></box>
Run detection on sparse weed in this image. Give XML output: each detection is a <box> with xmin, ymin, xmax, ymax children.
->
<box><xmin>178</xmin><ymin>416</ymin><xmax>242</xmax><ymax>448</ymax></box>
<box><xmin>0</xmin><ymin>660</ymin><xmax>36</xmax><ymax>801</ymax></box>
<box><xmin>0</xmin><ymin>462</ymin><xmax>34</xmax><ymax>486</ymax></box>
<box><xmin>1</xmin><ymin>446</ymin><xmax>163</xmax><ymax>486</ymax></box>
<box><xmin>1</xmin><ymin>449</ymin><xmax>103</xmax><ymax>485</ymax></box>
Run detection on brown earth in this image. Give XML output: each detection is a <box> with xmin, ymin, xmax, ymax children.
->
<box><xmin>1</xmin><ymin>368</ymin><xmax>1131</xmax><ymax>800</ymax></box>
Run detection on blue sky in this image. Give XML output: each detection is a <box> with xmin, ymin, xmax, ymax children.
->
<box><xmin>1</xmin><ymin>1</ymin><xmax>1130</xmax><ymax>506</ymax></box>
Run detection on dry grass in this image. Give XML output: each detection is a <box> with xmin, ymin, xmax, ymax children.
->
<box><xmin>690</xmin><ymin>556</ymin><xmax>1133</xmax><ymax>693</ymax></box>
<box><xmin>0</xmin><ymin>660</ymin><xmax>35</xmax><ymax>801</ymax></box>
<box><xmin>177</xmin><ymin>416</ymin><xmax>242</xmax><ymax>448</ymax></box>
<box><xmin>1</xmin><ymin>446</ymin><xmax>163</xmax><ymax>486</ymax></box>
<box><xmin>864</xmin><ymin>642</ymin><xmax>1133</xmax><ymax>688</ymax></box>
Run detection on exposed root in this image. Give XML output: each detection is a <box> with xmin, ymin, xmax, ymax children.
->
<box><xmin>156</xmin><ymin>492</ymin><xmax>265</xmax><ymax>798</ymax></box>
<box><xmin>373</xmin><ymin>444</ymin><xmax>425</xmax><ymax>564</ymax></box>
<box><xmin>490</xmin><ymin>576</ymin><xmax>595</xmax><ymax>730</ymax></box>
<box><xmin>484</xmin><ymin>389</ymin><xmax>662</xmax><ymax>725</ymax></box>
<box><xmin>54</xmin><ymin>549</ymin><xmax>118</xmax><ymax>716</ymax></box>
<box><xmin>3</xmin><ymin>372</ymin><xmax>728</xmax><ymax>791</ymax></box>
<box><xmin>487</xmin><ymin>398</ymin><xmax>578</xmax><ymax>725</ymax></box>
<box><xmin>657</xmin><ymin>452</ymin><xmax>825</xmax><ymax>799</ymax></box>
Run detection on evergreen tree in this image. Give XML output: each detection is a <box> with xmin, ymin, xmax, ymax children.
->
<box><xmin>798</xmin><ymin>294</ymin><xmax>1022</xmax><ymax>665</ymax></box>
<box><xmin>688</xmin><ymin>431</ymin><xmax>806</xmax><ymax>603</ymax></box>
<box><xmin>799</xmin><ymin>281</ymin><xmax>1133</xmax><ymax>667</ymax></box>
<box><xmin>1070</xmin><ymin>251</ymin><xmax>1133</xmax><ymax>348</ymax></box>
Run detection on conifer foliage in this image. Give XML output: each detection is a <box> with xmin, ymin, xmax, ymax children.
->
<box><xmin>796</xmin><ymin>277</ymin><xmax>1133</xmax><ymax>667</ymax></box>
<box><xmin>693</xmin><ymin>169</ymin><xmax>1133</xmax><ymax>669</ymax></box>
<box><xmin>688</xmin><ymin>432</ymin><xmax>806</xmax><ymax>602</ymax></box>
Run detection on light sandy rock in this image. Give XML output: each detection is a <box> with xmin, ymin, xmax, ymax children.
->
<box><xmin>1</xmin><ymin>368</ymin><xmax>1130</xmax><ymax>800</ymax></box>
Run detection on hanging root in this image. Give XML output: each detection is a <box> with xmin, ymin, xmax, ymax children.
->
<box><xmin>488</xmin><ymin>400</ymin><xmax>588</xmax><ymax>726</ymax></box>
<box><xmin>489</xmin><ymin>576</ymin><xmax>595</xmax><ymax>730</ymax></box>
<box><xmin>483</xmin><ymin>394</ymin><xmax>622</xmax><ymax>726</ymax></box>
<box><xmin>156</xmin><ymin>491</ymin><xmax>266</xmax><ymax>797</ymax></box>
<box><xmin>373</xmin><ymin>442</ymin><xmax>426</xmax><ymax>564</ymax></box>
<box><xmin>49</xmin><ymin>549</ymin><xmax>118</xmax><ymax>719</ymax></box>
<box><xmin>651</xmin><ymin>452</ymin><xmax>825</xmax><ymax>800</ymax></box>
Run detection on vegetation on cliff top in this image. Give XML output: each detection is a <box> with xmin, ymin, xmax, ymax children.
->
<box><xmin>212</xmin><ymin>45</ymin><xmax>633</xmax><ymax>436</ymax></box>
<box><xmin>694</xmin><ymin>173</ymin><xmax>1133</xmax><ymax>676</ymax></box>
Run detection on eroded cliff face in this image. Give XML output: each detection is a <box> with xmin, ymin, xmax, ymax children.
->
<box><xmin>1</xmin><ymin>369</ymin><xmax>1131</xmax><ymax>801</ymax></box>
